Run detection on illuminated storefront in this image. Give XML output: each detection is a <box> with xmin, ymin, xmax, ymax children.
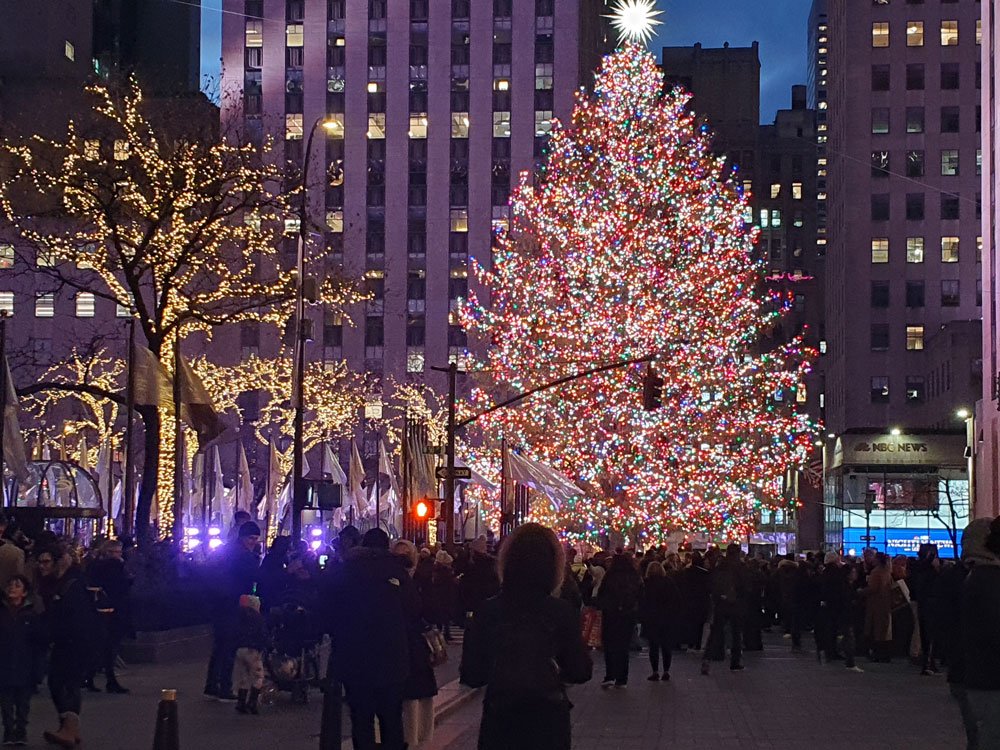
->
<box><xmin>824</xmin><ymin>431</ymin><xmax>969</xmax><ymax>558</ymax></box>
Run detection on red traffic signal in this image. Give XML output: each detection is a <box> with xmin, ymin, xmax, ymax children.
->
<box><xmin>414</xmin><ymin>499</ymin><xmax>431</xmax><ymax>519</ymax></box>
<box><xmin>642</xmin><ymin>363</ymin><xmax>664</xmax><ymax>411</ymax></box>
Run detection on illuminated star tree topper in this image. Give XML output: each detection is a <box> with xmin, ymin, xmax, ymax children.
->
<box><xmin>606</xmin><ymin>0</ymin><xmax>664</xmax><ymax>46</ymax></box>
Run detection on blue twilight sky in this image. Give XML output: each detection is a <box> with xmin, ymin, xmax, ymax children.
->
<box><xmin>199</xmin><ymin>0</ymin><xmax>809</xmax><ymax>123</ymax></box>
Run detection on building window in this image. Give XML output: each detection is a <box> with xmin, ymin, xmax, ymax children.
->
<box><xmin>451</xmin><ymin>112</ymin><xmax>469</xmax><ymax>138</ymax></box>
<box><xmin>284</xmin><ymin>113</ymin><xmax>303</xmax><ymax>141</ymax></box>
<box><xmin>0</xmin><ymin>293</ymin><xmax>12</xmax><ymax>315</ymax></box>
<box><xmin>534</xmin><ymin>110</ymin><xmax>553</xmax><ymax>136</ymax></box>
<box><xmin>906</xmin><ymin>107</ymin><xmax>924</xmax><ymax>133</ymax></box>
<box><xmin>770</xmin><ymin>183</ymin><xmax>781</xmax><ymax>199</ymax></box>
<box><xmin>872</xmin><ymin>22</ymin><xmax>890</xmax><ymax>47</ymax></box>
<box><xmin>65</xmin><ymin>41</ymin><xmax>75</xmax><ymax>61</ymax></box>
<box><xmin>791</xmin><ymin>182</ymin><xmax>803</xmax><ymax>200</ymax></box>
<box><xmin>941</xmin><ymin>106</ymin><xmax>960</xmax><ymax>133</ymax></box>
<box><xmin>493</xmin><ymin>111</ymin><xmax>511</xmax><ymax>138</ymax></box>
<box><xmin>872</xmin><ymin>150</ymin><xmax>889</xmax><ymax>177</ymax></box>
<box><xmin>408</xmin><ymin>113</ymin><xmax>428</xmax><ymax>138</ymax></box>
<box><xmin>906</xmin><ymin>193</ymin><xmax>924</xmax><ymax>220</ymax></box>
<box><xmin>872</xmin><ymin>65</ymin><xmax>891</xmax><ymax>91</ymax></box>
<box><xmin>941</xmin><ymin>63</ymin><xmax>960</xmax><ymax>90</ymax></box>
<box><xmin>906</xmin><ymin>237</ymin><xmax>924</xmax><ymax>263</ymax></box>
<box><xmin>246</xmin><ymin>19</ymin><xmax>263</xmax><ymax>47</ymax></box>
<box><xmin>116</xmin><ymin>303</ymin><xmax>130</xmax><ymax>317</ymax></box>
<box><xmin>449</xmin><ymin>209</ymin><xmax>468</xmax><ymax>233</ymax></box>
<box><xmin>905</xmin><ymin>325</ymin><xmax>924</xmax><ymax>351</ymax></box>
<box><xmin>0</xmin><ymin>244</ymin><xmax>12</xmax><ymax>269</ymax></box>
<box><xmin>905</xmin><ymin>150</ymin><xmax>924</xmax><ymax>177</ymax></box>
<box><xmin>977</xmin><ymin>19</ymin><xmax>983</xmax><ymax>45</ymax></box>
<box><xmin>871</xmin><ymin>324</ymin><xmax>890</xmax><ymax>351</ymax></box>
<box><xmin>906</xmin><ymin>64</ymin><xmax>924</xmax><ymax>90</ymax></box>
<box><xmin>941</xmin><ymin>236</ymin><xmax>960</xmax><ymax>262</ymax></box>
<box><xmin>286</xmin><ymin>23</ymin><xmax>304</xmax><ymax>47</ymax></box>
<box><xmin>325</xmin><ymin>113</ymin><xmax>344</xmax><ymax>138</ymax></box>
<box><xmin>871</xmin><ymin>195</ymin><xmax>890</xmax><ymax>221</ymax></box>
<box><xmin>326</xmin><ymin>210</ymin><xmax>344</xmax><ymax>233</ymax></box>
<box><xmin>940</xmin><ymin>20</ymin><xmax>958</xmax><ymax>46</ymax></box>
<box><xmin>941</xmin><ymin>194</ymin><xmax>960</xmax><ymax>220</ymax></box>
<box><xmin>871</xmin><ymin>281</ymin><xmax>890</xmax><ymax>308</ymax></box>
<box><xmin>35</xmin><ymin>293</ymin><xmax>54</xmax><ymax>318</ymax></box>
<box><xmin>113</xmin><ymin>140</ymin><xmax>129</xmax><ymax>160</ymax></box>
<box><xmin>871</xmin><ymin>377</ymin><xmax>890</xmax><ymax>404</ymax></box>
<box><xmin>871</xmin><ymin>238</ymin><xmax>889</xmax><ymax>263</ymax></box>
<box><xmin>906</xmin><ymin>281</ymin><xmax>925</xmax><ymax>307</ymax></box>
<box><xmin>941</xmin><ymin>280</ymin><xmax>960</xmax><ymax>307</ymax></box>
<box><xmin>407</xmin><ymin>350</ymin><xmax>425</xmax><ymax>373</ymax></box>
<box><xmin>872</xmin><ymin>107</ymin><xmax>890</xmax><ymax>134</ymax></box>
<box><xmin>75</xmin><ymin>292</ymin><xmax>95</xmax><ymax>317</ymax></box>
<box><xmin>906</xmin><ymin>376</ymin><xmax>925</xmax><ymax>402</ymax></box>
<box><xmin>906</xmin><ymin>20</ymin><xmax>923</xmax><ymax>46</ymax></box>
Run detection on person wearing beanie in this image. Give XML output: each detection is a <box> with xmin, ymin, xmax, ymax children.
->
<box><xmin>434</xmin><ymin>550</ymin><xmax>453</xmax><ymax>566</ymax></box>
<box><xmin>430</xmin><ymin>548</ymin><xmax>458</xmax><ymax>641</ymax></box>
<box><xmin>233</xmin><ymin>594</ymin><xmax>267</xmax><ymax>715</ymax></box>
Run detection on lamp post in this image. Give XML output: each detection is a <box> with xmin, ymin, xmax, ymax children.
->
<box><xmin>957</xmin><ymin>408</ymin><xmax>975</xmax><ymax>517</ymax></box>
<box><xmin>291</xmin><ymin>116</ymin><xmax>338</xmax><ymax>542</ymax></box>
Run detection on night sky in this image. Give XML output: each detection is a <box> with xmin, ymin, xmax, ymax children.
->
<box><xmin>199</xmin><ymin>0</ymin><xmax>809</xmax><ymax>123</ymax></box>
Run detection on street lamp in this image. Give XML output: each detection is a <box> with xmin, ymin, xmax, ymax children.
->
<box><xmin>956</xmin><ymin>408</ymin><xmax>976</xmax><ymax>514</ymax></box>
<box><xmin>890</xmin><ymin>427</ymin><xmax>902</xmax><ymax>436</ymax></box>
<box><xmin>291</xmin><ymin>116</ymin><xmax>337</xmax><ymax>542</ymax></box>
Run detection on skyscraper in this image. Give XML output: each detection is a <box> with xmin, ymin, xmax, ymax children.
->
<box><xmin>220</xmin><ymin>0</ymin><xmax>611</xmax><ymax>403</ymax></box>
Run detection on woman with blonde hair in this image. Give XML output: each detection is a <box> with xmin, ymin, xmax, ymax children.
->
<box><xmin>460</xmin><ymin>524</ymin><xmax>592</xmax><ymax>750</ymax></box>
<box><xmin>640</xmin><ymin>561</ymin><xmax>681</xmax><ymax>681</ymax></box>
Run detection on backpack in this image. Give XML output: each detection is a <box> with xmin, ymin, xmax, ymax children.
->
<box><xmin>488</xmin><ymin>606</ymin><xmax>563</xmax><ymax>705</ymax></box>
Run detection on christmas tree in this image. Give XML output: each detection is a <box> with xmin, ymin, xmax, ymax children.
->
<box><xmin>460</xmin><ymin>44</ymin><xmax>816</xmax><ymax>542</ymax></box>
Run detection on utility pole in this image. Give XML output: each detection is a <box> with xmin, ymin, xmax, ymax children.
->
<box><xmin>431</xmin><ymin>363</ymin><xmax>458</xmax><ymax>546</ymax></box>
<box><xmin>0</xmin><ymin>311</ymin><xmax>8</xmax><ymax>495</ymax></box>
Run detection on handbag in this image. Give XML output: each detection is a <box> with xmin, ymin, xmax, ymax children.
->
<box><xmin>581</xmin><ymin>606</ymin><xmax>603</xmax><ymax>649</ymax></box>
<box><xmin>422</xmin><ymin>625</ymin><xmax>449</xmax><ymax>668</ymax></box>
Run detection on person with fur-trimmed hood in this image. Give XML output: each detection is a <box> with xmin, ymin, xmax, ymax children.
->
<box><xmin>460</xmin><ymin>523</ymin><xmax>592</xmax><ymax>750</ymax></box>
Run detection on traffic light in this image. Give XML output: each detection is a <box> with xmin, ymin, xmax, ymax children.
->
<box><xmin>642</xmin><ymin>363</ymin><xmax>664</xmax><ymax>411</ymax></box>
<box><xmin>413</xmin><ymin>498</ymin><xmax>432</xmax><ymax>520</ymax></box>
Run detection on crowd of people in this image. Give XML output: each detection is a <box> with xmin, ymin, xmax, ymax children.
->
<box><xmin>0</xmin><ymin>507</ymin><xmax>996</xmax><ymax>749</ymax></box>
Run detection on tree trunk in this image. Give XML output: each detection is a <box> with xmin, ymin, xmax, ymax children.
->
<box><xmin>135</xmin><ymin>405</ymin><xmax>160</xmax><ymax>547</ymax></box>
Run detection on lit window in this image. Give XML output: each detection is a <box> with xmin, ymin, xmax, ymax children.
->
<box><xmin>246</xmin><ymin>20</ymin><xmax>263</xmax><ymax>47</ymax></box>
<box><xmin>326</xmin><ymin>210</ymin><xmax>344</xmax><ymax>233</ymax></box>
<box><xmin>534</xmin><ymin>111</ymin><xmax>553</xmax><ymax>136</ymax></box>
<box><xmin>408</xmin><ymin>113</ymin><xmax>427</xmax><ymax>138</ymax></box>
<box><xmin>977</xmin><ymin>149</ymin><xmax>983</xmax><ymax>175</ymax></box>
<box><xmin>493</xmin><ymin>111</ymin><xmax>511</xmax><ymax>138</ymax></box>
<box><xmin>770</xmin><ymin>184</ymin><xmax>781</xmax><ymax>199</ymax></box>
<box><xmin>83</xmin><ymin>140</ymin><xmax>100</xmax><ymax>160</ymax></box>
<box><xmin>76</xmin><ymin>243</ymin><xmax>96</xmax><ymax>270</ymax></box>
<box><xmin>367</xmin><ymin>113</ymin><xmax>386</xmax><ymax>139</ymax></box>
<box><xmin>906</xmin><ymin>21</ymin><xmax>923</xmax><ymax>47</ymax></box>
<box><xmin>113</xmin><ymin>140</ymin><xmax>129</xmax><ymax>160</ymax></box>
<box><xmin>284</xmin><ymin>218</ymin><xmax>301</xmax><ymax>235</ymax></box>
<box><xmin>906</xmin><ymin>237</ymin><xmax>924</xmax><ymax>263</ymax></box>
<box><xmin>759</xmin><ymin>209</ymin><xmax>770</xmax><ymax>228</ymax></box>
<box><xmin>0</xmin><ymin>293</ymin><xmax>12</xmax><ymax>315</ymax></box>
<box><xmin>285</xmin><ymin>113</ymin><xmax>303</xmax><ymax>140</ymax></box>
<box><xmin>871</xmin><ymin>238</ymin><xmax>889</xmax><ymax>264</ymax></box>
<box><xmin>771</xmin><ymin>209</ymin><xmax>782</xmax><ymax>228</ymax></box>
<box><xmin>407</xmin><ymin>350</ymin><xmax>425</xmax><ymax>373</ymax></box>
<box><xmin>940</xmin><ymin>20</ymin><xmax>958</xmax><ymax>46</ymax></box>
<box><xmin>941</xmin><ymin>150</ymin><xmax>959</xmax><ymax>176</ymax></box>
<box><xmin>906</xmin><ymin>325</ymin><xmax>924</xmax><ymax>351</ymax></box>
<box><xmin>36</xmin><ymin>246</ymin><xmax>55</xmax><ymax>267</ymax></box>
<box><xmin>792</xmin><ymin>183</ymin><xmax>802</xmax><ymax>200</ymax></box>
<box><xmin>451</xmin><ymin>112</ymin><xmax>469</xmax><ymax>138</ymax></box>
<box><xmin>65</xmin><ymin>41</ymin><xmax>75</xmax><ymax>61</ymax></box>
<box><xmin>978</xmin><ymin>236</ymin><xmax>984</xmax><ymax>262</ymax></box>
<box><xmin>872</xmin><ymin>22</ymin><xmax>890</xmax><ymax>48</ymax></box>
<box><xmin>941</xmin><ymin>236</ymin><xmax>960</xmax><ymax>263</ymax></box>
<box><xmin>535</xmin><ymin>63</ymin><xmax>553</xmax><ymax>90</ymax></box>
<box><xmin>977</xmin><ymin>19</ymin><xmax>982</xmax><ymax>45</ymax></box>
<box><xmin>286</xmin><ymin>23</ymin><xmax>304</xmax><ymax>47</ymax></box>
<box><xmin>450</xmin><ymin>209</ymin><xmax>468</xmax><ymax>233</ymax></box>
<box><xmin>116</xmin><ymin>303</ymin><xmax>130</xmax><ymax>317</ymax></box>
<box><xmin>325</xmin><ymin>113</ymin><xmax>345</xmax><ymax>138</ymax></box>
<box><xmin>35</xmin><ymin>294</ymin><xmax>54</xmax><ymax>318</ymax></box>
<box><xmin>796</xmin><ymin>384</ymin><xmax>808</xmax><ymax>404</ymax></box>
<box><xmin>0</xmin><ymin>244</ymin><xmax>12</xmax><ymax>269</ymax></box>
<box><xmin>494</xmin><ymin>78</ymin><xmax>509</xmax><ymax>91</ymax></box>
<box><xmin>75</xmin><ymin>292</ymin><xmax>95</xmax><ymax>317</ymax></box>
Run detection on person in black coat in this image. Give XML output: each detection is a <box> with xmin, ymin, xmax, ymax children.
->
<box><xmin>639</xmin><ymin>562</ymin><xmax>680</xmax><ymax>681</ymax></box>
<box><xmin>459</xmin><ymin>540</ymin><xmax>500</xmax><ymax>624</ymax></box>
<box><xmin>0</xmin><ymin>575</ymin><xmax>43</xmax><ymax>745</ymax></box>
<box><xmin>84</xmin><ymin>540</ymin><xmax>133</xmax><ymax>693</ymax></box>
<box><xmin>910</xmin><ymin>544</ymin><xmax>941</xmax><ymax>675</ymax></box>
<box><xmin>679</xmin><ymin>552</ymin><xmax>711</xmax><ymax>649</ymax></box>
<box><xmin>38</xmin><ymin>543</ymin><xmax>96</xmax><ymax>747</ymax></box>
<box><xmin>328</xmin><ymin>529</ymin><xmax>419</xmax><ymax>750</ymax></box>
<box><xmin>460</xmin><ymin>523</ymin><xmax>591</xmax><ymax>750</ymax></box>
<box><xmin>701</xmin><ymin>544</ymin><xmax>749</xmax><ymax>675</ymax></box>
<box><xmin>597</xmin><ymin>554</ymin><xmax>642</xmax><ymax>687</ymax></box>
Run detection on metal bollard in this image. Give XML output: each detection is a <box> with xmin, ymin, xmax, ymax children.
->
<box><xmin>152</xmin><ymin>689</ymin><xmax>180</xmax><ymax>750</ymax></box>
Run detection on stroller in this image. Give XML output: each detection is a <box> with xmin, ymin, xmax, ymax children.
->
<box><xmin>263</xmin><ymin>601</ymin><xmax>326</xmax><ymax>704</ymax></box>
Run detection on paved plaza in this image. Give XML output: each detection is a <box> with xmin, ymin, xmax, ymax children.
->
<box><xmin>25</xmin><ymin>634</ymin><xmax>964</xmax><ymax>749</ymax></box>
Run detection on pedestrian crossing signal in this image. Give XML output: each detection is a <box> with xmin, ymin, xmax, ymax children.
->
<box><xmin>414</xmin><ymin>499</ymin><xmax>431</xmax><ymax>519</ymax></box>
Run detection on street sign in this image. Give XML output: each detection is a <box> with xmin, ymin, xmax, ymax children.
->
<box><xmin>435</xmin><ymin>466</ymin><xmax>472</xmax><ymax>480</ymax></box>
<box><xmin>860</xmin><ymin>535</ymin><xmax>876</xmax><ymax>541</ymax></box>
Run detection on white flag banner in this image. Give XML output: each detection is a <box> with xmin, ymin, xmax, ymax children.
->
<box><xmin>210</xmin><ymin>445</ymin><xmax>228</xmax><ymax>527</ymax></box>
<box><xmin>2</xmin><ymin>357</ymin><xmax>28</xmax><ymax>481</ymax></box>
<box><xmin>191</xmin><ymin>451</ymin><xmax>205</xmax><ymax>526</ymax></box>
<box><xmin>265</xmin><ymin>438</ymin><xmax>281</xmax><ymax>529</ymax></box>
<box><xmin>378</xmin><ymin>439</ymin><xmax>401</xmax><ymax>502</ymax></box>
<box><xmin>506</xmin><ymin>452</ymin><xmax>581</xmax><ymax>511</ymax></box>
<box><xmin>348</xmin><ymin>440</ymin><xmax>366</xmax><ymax>518</ymax></box>
<box><xmin>236</xmin><ymin>442</ymin><xmax>253</xmax><ymax>513</ymax></box>
<box><xmin>321</xmin><ymin>442</ymin><xmax>348</xmax><ymax>485</ymax></box>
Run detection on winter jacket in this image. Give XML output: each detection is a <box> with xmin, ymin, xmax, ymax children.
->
<box><xmin>459</xmin><ymin>552</ymin><xmax>500</xmax><ymax>615</ymax></box>
<box><xmin>0</xmin><ymin>598</ymin><xmax>43</xmax><ymax>688</ymax></box>
<box><xmin>460</xmin><ymin>591</ymin><xmax>591</xmax><ymax>750</ymax></box>
<box><xmin>41</xmin><ymin>569</ymin><xmax>96</xmax><ymax>679</ymax></box>
<box><xmin>710</xmin><ymin>559</ymin><xmax>749</xmax><ymax>616</ymax></box>
<box><xmin>639</xmin><ymin>576</ymin><xmax>680</xmax><ymax>634</ymax></box>
<box><xmin>235</xmin><ymin>606</ymin><xmax>268</xmax><ymax>651</ymax></box>
<box><xmin>597</xmin><ymin>561</ymin><xmax>642</xmax><ymax>618</ymax></box>
<box><xmin>327</xmin><ymin>547</ymin><xmax>420</xmax><ymax>687</ymax></box>
<box><xmin>961</xmin><ymin>564</ymin><xmax>1000</xmax><ymax>691</ymax></box>
<box><xmin>863</xmin><ymin>566</ymin><xmax>893</xmax><ymax>642</ymax></box>
<box><xmin>87</xmin><ymin>557</ymin><xmax>134</xmax><ymax>639</ymax></box>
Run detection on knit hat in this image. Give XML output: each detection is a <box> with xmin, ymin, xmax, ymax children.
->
<box><xmin>239</xmin><ymin>594</ymin><xmax>260</xmax><ymax>611</ymax></box>
<box><xmin>238</xmin><ymin>521</ymin><xmax>262</xmax><ymax>538</ymax></box>
<box><xmin>435</xmin><ymin>550</ymin><xmax>453</xmax><ymax>565</ymax></box>
<box><xmin>962</xmin><ymin>518</ymin><xmax>1000</xmax><ymax>566</ymax></box>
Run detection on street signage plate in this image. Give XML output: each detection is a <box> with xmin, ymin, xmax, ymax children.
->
<box><xmin>860</xmin><ymin>535</ymin><xmax>876</xmax><ymax>541</ymax></box>
<box><xmin>435</xmin><ymin>466</ymin><xmax>472</xmax><ymax>480</ymax></box>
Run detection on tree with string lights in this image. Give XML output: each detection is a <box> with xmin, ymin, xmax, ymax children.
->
<box><xmin>0</xmin><ymin>80</ymin><xmax>360</xmax><ymax>540</ymax></box>
<box><xmin>460</xmin><ymin>41</ymin><xmax>816</xmax><ymax>542</ymax></box>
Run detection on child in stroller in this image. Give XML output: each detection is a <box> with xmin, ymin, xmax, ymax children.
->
<box><xmin>263</xmin><ymin>577</ymin><xmax>324</xmax><ymax>704</ymax></box>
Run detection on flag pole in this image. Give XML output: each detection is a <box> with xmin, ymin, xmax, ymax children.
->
<box><xmin>401</xmin><ymin>417</ymin><xmax>409</xmax><ymax>540</ymax></box>
<box><xmin>106</xmin><ymin>436</ymin><xmax>114</xmax><ymax>537</ymax></box>
<box><xmin>172</xmin><ymin>327</ymin><xmax>183</xmax><ymax>544</ymax></box>
<box><xmin>0</xmin><ymin>311</ymin><xmax>8</xmax><ymax>501</ymax></box>
<box><xmin>123</xmin><ymin>317</ymin><xmax>136</xmax><ymax>539</ymax></box>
